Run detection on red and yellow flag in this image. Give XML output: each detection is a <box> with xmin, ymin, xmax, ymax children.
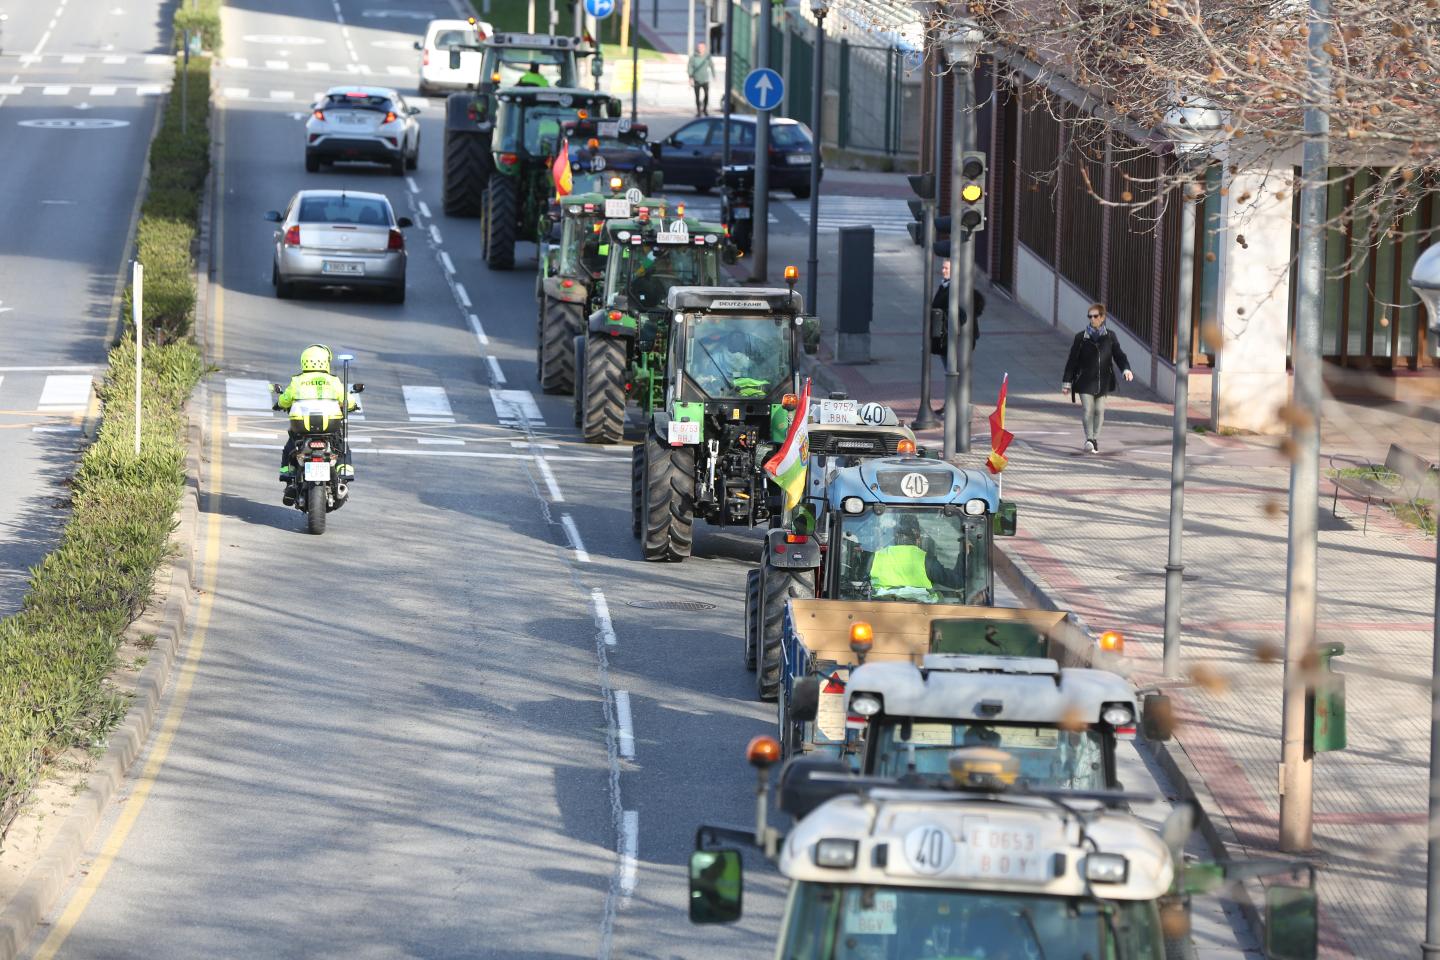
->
<box><xmin>986</xmin><ymin>372</ymin><xmax>1015</xmax><ymax>474</ymax></box>
<box><xmin>552</xmin><ymin>139</ymin><xmax>573</xmax><ymax>197</ymax></box>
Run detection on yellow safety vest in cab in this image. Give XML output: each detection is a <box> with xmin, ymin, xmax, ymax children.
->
<box><xmin>277</xmin><ymin>372</ymin><xmax>355</xmax><ymax>432</ymax></box>
<box><xmin>869</xmin><ymin>544</ymin><xmax>933</xmax><ymax>592</ymax></box>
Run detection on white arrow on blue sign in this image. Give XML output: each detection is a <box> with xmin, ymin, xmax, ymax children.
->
<box><xmin>584</xmin><ymin>0</ymin><xmax>616</xmax><ymax>18</ymax></box>
<box><xmin>743</xmin><ymin>67</ymin><xmax>784</xmax><ymax>112</ymax></box>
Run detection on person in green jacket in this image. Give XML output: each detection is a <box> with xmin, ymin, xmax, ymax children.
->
<box><xmin>687</xmin><ymin>42</ymin><xmax>713</xmax><ymax>116</ymax></box>
<box><xmin>275</xmin><ymin>344</ymin><xmax>357</xmax><ymax>483</ymax></box>
<box><xmin>517</xmin><ymin>61</ymin><xmax>550</xmax><ymax>87</ymax></box>
<box><xmin>869</xmin><ymin>514</ymin><xmax>935</xmax><ymax>598</ymax></box>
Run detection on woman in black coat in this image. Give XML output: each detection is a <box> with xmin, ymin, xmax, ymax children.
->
<box><xmin>1061</xmin><ymin>303</ymin><xmax>1133</xmax><ymax>453</ymax></box>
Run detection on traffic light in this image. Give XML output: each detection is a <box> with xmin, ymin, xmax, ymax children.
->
<box><xmin>959</xmin><ymin>151</ymin><xmax>987</xmax><ymax>236</ymax></box>
<box><xmin>905</xmin><ymin>173</ymin><xmax>934</xmax><ymax>246</ymax></box>
<box><xmin>932</xmin><ymin>216</ymin><xmax>951</xmax><ymax>259</ymax></box>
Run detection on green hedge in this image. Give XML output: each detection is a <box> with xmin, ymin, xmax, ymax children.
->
<box><xmin>0</xmin><ymin>28</ymin><xmax>211</xmax><ymax>822</ymax></box>
<box><xmin>174</xmin><ymin>0</ymin><xmax>222</xmax><ymax>53</ymax></box>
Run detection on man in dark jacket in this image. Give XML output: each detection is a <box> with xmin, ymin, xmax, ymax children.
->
<box><xmin>1061</xmin><ymin>303</ymin><xmax>1133</xmax><ymax>453</ymax></box>
<box><xmin>929</xmin><ymin>258</ymin><xmax>984</xmax><ymax>356</ymax></box>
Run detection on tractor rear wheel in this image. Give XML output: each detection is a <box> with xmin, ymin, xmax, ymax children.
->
<box><xmin>756</xmin><ymin>559</ymin><xmax>814</xmax><ymax>702</ymax></box>
<box><xmin>630</xmin><ymin>445</ymin><xmax>644</xmax><ymax>539</ymax></box>
<box><xmin>441</xmin><ymin>104</ymin><xmax>490</xmax><ymax>216</ymax></box>
<box><xmin>483</xmin><ymin>174</ymin><xmax>517</xmax><ymax>270</ymax></box>
<box><xmin>571</xmin><ymin>336</ymin><xmax>585</xmax><ymax>427</ymax></box>
<box><xmin>540</xmin><ymin>299</ymin><xmax>582</xmax><ymax>394</ymax></box>
<box><xmin>640</xmin><ymin>433</ymin><xmax>694</xmax><ymax>562</ymax></box>
<box><xmin>580</xmin><ymin>332</ymin><xmax>625</xmax><ymax>444</ymax></box>
<box><xmin>743</xmin><ymin>567</ymin><xmax>760</xmax><ymax>671</ymax></box>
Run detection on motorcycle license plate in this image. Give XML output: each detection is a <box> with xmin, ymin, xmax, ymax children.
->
<box><xmin>304</xmin><ymin>460</ymin><xmax>332</xmax><ymax>482</ymax></box>
<box><xmin>733</xmin><ymin>207</ymin><xmax>751</xmax><ymax>220</ymax></box>
<box><xmin>667</xmin><ymin>420</ymin><xmax>701</xmax><ymax>446</ymax></box>
<box><xmin>322</xmin><ymin>260</ymin><xmax>364</xmax><ymax>275</ymax></box>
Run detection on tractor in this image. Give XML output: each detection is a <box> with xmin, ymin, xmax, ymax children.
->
<box><xmin>627</xmin><ymin>285</ymin><xmax>820</xmax><ymax>562</ymax></box>
<box><xmin>555</xmin><ymin>115</ymin><xmax>663</xmax><ymax>197</ymax></box>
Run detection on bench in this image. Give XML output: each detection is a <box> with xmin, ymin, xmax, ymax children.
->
<box><xmin>1330</xmin><ymin>442</ymin><xmax>1437</xmax><ymax>534</ymax></box>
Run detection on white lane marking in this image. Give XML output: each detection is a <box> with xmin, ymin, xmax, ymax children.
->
<box><xmin>535</xmin><ymin>456</ymin><xmax>563</xmax><ymax>501</ymax></box>
<box><xmin>136</xmin><ymin>84</ymin><xmax>165</xmax><ymax>96</ymax></box>
<box><xmin>560</xmin><ymin>514</ymin><xmax>590</xmax><ymax>563</ymax></box>
<box><xmin>103</xmin><ymin>55</ymin><xmax>126</xmax><ymax>65</ymax></box>
<box><xmin>38</xmin><ymin>374</ymin><xmax>92</xmax><ymax>411</ymax></box>
<box><xmin>468</xmin><ymin>314</ymin><xmax>489</xmax><ymax>346</ymax></box>
<box><xmin>225</xmin><ymin>57</ymin><xmax>250</xmax><ymax>69</ymax></box>
<box><xmin>90</xmin><ymin>85</ymin><xmax>117</xmax><ymax>96</ymax></box>
<box><xmin>620</xmin><ymin>810</ymin><xmax>639</xmax><ymax>900</ymax></box>
<box><xmin>42</xmin><ymin>85</ymin><xmax>71</xmax><ymax>95</ymax></box>
<box><xmin>33</xmin><ymin>425</ymin><xmax>82</xmax><ymax>433</ymax></box>
<box><xmin>455</xmin><ymin>283</ymin><xmax>471</xmax><ymax>307</ymax></box>
<box><xmin>225</xmin><ymin>378</ymin><xmax>275</xmax><ymax>411</ymax></box>
<box><xmin>591</xmin><ymin>589</ymin><xmax>617</xmax><ymax>646</ymax></box>
<box><xmin>429</xmin><ymin>224</ymin><xmax>443</xmax><ymax>245</ymax></box>
<box><xmin>417</xmin><ymin>200</ymin><xmax>432</xmax><ymax>219</ymax></box>
<box><xmin>489</xmin><ymin>389</ymin><xmax>543</xmax><ymax>426</ymax></box>
<box><xmin>405</xmin><ymin>176</ymin><xmax>419</xmax><ymax>194</ymax></box>
<box><xmin>0</xmin><ymin>85</ymin><xmax>24</xmax><ymax>95</ymax></box>
<box><xmin>269</xmin><ymin>90</ymin><xmax>295</xmax><ymax>101</ymax></box>
<box><xmin>511</xmin><ymin>440</ymin><xmax>559</xmax><ymax>449</ymax></box>
<box><xmin>265</xmin><ymin>59</ymin><xmax>290</xmax><ymax>71</ymax></box>
<box><xmin>144</xmin><ymin>54</ymin><xmax>173</xmax><ymax>65</ymax></box>
<box><xmin>614</xmin><ymin>691</ymin><xmax>635</xmax><ymax>758</ymax></box>
<box><xmin>439</xmin><ymin>250</ymin><xmax>455</xmax><ymax>274</ymax></box>
<box><xmin>305</xmin><ymin>61</ymin><xmax>330</xmax><ymax>72</ymax></box>
<box><xmin>486</xmin><ymin>356</ymin><xmax>506</xmax><ymax>385</ymax></box>
<box><xmin>348</xmin><ymin>436</ymin><xmax>371</xmax><ymax>443</ymax></box>
<box><xmin>0</xmin><ymin>365</ymin><xmax>97</xmax><ymax>372</ymax></box>
<box><xmin>407</xmin><ymin>415</ymin><xmax>454</xmax><ymax>423</ymax></box>
<box><xmin>401</xmin><ymin>385</ymin><xmax>454</xmax><ymax>419</ymax></box>
<box><xmin>228</xmin><ymin>431</ymin><xmax>281</xmax><ymax>440</ymax></box>
<box><xmin>61</xmin><ymin>54</ymin><xmax>84</xmax><ymax>64</ymax></box>
<box><xmin>227</xmin><ymin>442</ymin><xmax>283</xmax><ymax>450</ymax></box>
<box><xmin>19</xmin><ymin>54</ymin><xmax>42</xmax><ymax>64</ymax></box>
<box><xmin>386</xmin><ymin>65</ymin><xmax>409</xmax><ymax>76</ymax></box>
<box><xmin>417</xmin><ymin>438</ymin><xmax>465</xmax><ymax>445</ymax></box>
<box><xmin>222</xmin><ymin>87</ymin><xmax>250</xmax><ymax>100</ymax></box>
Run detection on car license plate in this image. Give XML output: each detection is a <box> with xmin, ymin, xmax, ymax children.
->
<box><xmin>817</xmin><ymin>398</ymin><xmax>858</xmax><ymax>424</ymax></box>
<box><xmin>733</xmin><ymin>206</ymin><xmax>751</xmax><ymax>220</ymax></box>
<box><xmin>304</xmin><ymin>460</ymin><xmax>331</xmax><ymax>482</ymax></box>
<box><xmin>322</xmin><ymin>260</ymin><xmax>364</xmax><ymax>275</ymax></box>
<box><xmin>337</xmin><ymin>114</ymin><xmax>367</xmax><ymax>124</ymax></box>
<box><xmin>960</xmin><ymin>821</ymin><xmax>1046</xmax><ymax>881</ymax></box>
<box><xmin>667</xmin><ymin>419</ymin><xmax>701</xmax><ymax>445</ymax></box>
<box><xmin>788</xmin><ymin>153</ymin><xmax>812</xmax><ymax>165</ymax></box>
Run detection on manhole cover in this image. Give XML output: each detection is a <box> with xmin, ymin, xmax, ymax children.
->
<box><xmin>1115</xmin><ymin>571</ymin><xmax>1201</xmax><ymax>582</ymax></box>
<box><xmin>625</xmin><ymin>599</ymin><xmax>716</xmax><ymax>611</ymax></box>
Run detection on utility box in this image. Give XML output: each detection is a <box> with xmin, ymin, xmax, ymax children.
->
<box><xmin>1309</xmin><ymin>641</ymin><xmax>1347</xmax><ymax>753</ymax></box>
<box><xmin>835</xmin><ymin>226</ymin><xmax>873</xmax><ymax>363</ymax></box>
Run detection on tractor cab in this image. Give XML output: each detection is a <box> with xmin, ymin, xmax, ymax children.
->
<box><xmin>478</xmin><ymin>32</ymin><xmax>581</xmax><ymax>92</ymax></box>
<box><xmin>591</xmin><ymin>216</ymin><xmax>726</xmax><ymax>352</ymax></box>
<box><xmin>559</xmin><ymin>116</ymin><xmax>660</xmax><ymax>196</ymax></box>
<box><xmin>491</xmin><ymin>87</ymin><xmax>619</xmax><ymax>166</ymax></box>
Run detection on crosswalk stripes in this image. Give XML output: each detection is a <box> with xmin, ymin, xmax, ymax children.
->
<box><xmin>490</xmin><ymin>390</ymin><xmax>545</xmax><ymax>427</ymax></box>
<box><xmin>402</xmin><ymin>385</ymin><xmax>454</xmax><ymax>422</ymax></box>
<box><xmin>219</xmin><ymin>379</ymin><xmax>550</xmax><ymax>435</ymax></box>
<box><xmin>37</xmin><ymin>375</ymin><xmax>92</xmax><ymax>412</ymax></box>
<box><xmin>225</xmin><ymin>379</ymin><xmax>274</xmax><ymax>411</ymax></box>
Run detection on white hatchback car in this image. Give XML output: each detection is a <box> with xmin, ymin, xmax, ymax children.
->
<box><xmin>415</xmin><ymin>18</ymin><xmax>491</xmax><ymax>97</ymax></box>
<box><xmin>305</xmin><ymin>86</ymin><xmax>421</xmax><ymax>176</ymax></box>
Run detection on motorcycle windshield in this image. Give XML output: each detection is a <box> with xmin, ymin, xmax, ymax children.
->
<box><xmin>683</xmin><ymin>315</ymin><xmax>791</xmax><ymax>400</ymax></box>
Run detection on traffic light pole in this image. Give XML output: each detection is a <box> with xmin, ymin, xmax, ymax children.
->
<box><xmin>912</xmin><ymin>63</ymin><xmax>941</xmax><ymax>433</ymax></box>
<box><xmin>750</xmin><ymin>0</ymin><xmax>771</xmax><ymax>283</ymax></box>
<box><xmin>804</xmin><ymin>6</ymin><xmax>826</xmax><ymax>310</ymax></box>
<box><xmin>944</xmin><ymin>69</ymin><xmax>975</xmax><ymax>457</ymax></box>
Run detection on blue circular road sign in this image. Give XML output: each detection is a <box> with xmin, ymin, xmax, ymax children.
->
<box><xmin>743</xmin><ymin>67</ymin><xmax>784</xmax><ymax>112</ymax></box>
<box><xmin>585</xmin><ymin>0</ymin><xmax>616</xmax><ymax>18</ymax></box>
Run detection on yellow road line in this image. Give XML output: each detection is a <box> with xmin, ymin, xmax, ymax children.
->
<box><xmin>31</xmin><ymin>94</ymin><xmax>230</xmax><ymax>960</ymax></box>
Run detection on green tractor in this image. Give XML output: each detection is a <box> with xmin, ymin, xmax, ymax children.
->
<box><xmin>441</xmin><ymin>28</ymin><xmax>594</xmax><ymax>217</ymax></box>
<box><xmin>572</xmin><ymin>213</ymin><xmax>728</xmax><ymax>443</ymax></box>
<box><xmin>628</xmin><ymin>286</ymin><xmax>820</xmax><ymax>561</ymax></box>
<box><xmin>537</xmin><ymin>187</ymin><xmax>669</xmax><ymax>393</ymax></box>
<box><xmin>481</xmin><ymin>87</ymin><xmax>622</xmax><ymax>270</ymax></box>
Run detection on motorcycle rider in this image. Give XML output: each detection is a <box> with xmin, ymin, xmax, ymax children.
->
<box><xmin>275</xmin><ymin>345</ymin><xmax>357</xmax><ymax>492</ymax></box>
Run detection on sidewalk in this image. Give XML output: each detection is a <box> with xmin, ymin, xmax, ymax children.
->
<box><xmin>764</xmin><ymin>222</ymin><xmax>1438</xmax><ymax>959</ymax></box>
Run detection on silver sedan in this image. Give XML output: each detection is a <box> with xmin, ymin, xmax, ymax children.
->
<box><xmin>266</xmin><ymin>190</ymin><xmax>413</xmax><ymax>303</ymax></box>
<box><xmin>305</xmin><ymin>86</ymin><xmax>420</xmax><ymax>176</ymax></box>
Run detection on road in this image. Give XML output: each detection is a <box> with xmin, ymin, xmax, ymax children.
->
<box><xmin>0</xmin><ymin>0</ymin><xmax>176</xmax><ymax>614</ymax></box>
<box><xmin>17</xmin><ymin>2</ymin><xmax>1255</xmax><ymax>958</ymax></box>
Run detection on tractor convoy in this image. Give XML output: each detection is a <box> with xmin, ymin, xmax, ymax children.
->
<box><xmin>462</xmin><ymin>21</ymin><xmax>1322</xmax><ymax>958</ymax></box>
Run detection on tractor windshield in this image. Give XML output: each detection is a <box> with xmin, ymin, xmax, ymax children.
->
<box><xmin>612</xmin><ymin>241</ymin><xmax>719</xmax><ymax>311</ymax></box>
<box><xmin>684</xmin><ymin>314</ymin><xmax>792</xmax><ymax>400</ymax></box>
<box><xmin>869</xmin><ymin>720</ymin><xmax>1108</xmax><ymax>789</ymax></box>
<box><xmin>499</xmin><ymin>104</ymin><xmax>575</xmax><ymax>156</ymax></box>
<box><xmin>571</xmin><ymin>171</ymin><xmax>643</xmax><ymax>194</ymax></box>
<box><xmin>489</xmin><ymin>47</ymin><xmax>572</xmax><ymax>87</ymax></box>
<box><xmin>560</xmin><ymin>215</ymin><xmax>606</xmax><ymax>277</ymax></box>
<box><xmin>835</xmin><ymin>509</ymin><xmax>993</xmax><ymax>605</ymax></box>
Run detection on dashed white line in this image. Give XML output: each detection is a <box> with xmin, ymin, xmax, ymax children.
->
<box><xmin>269</xmin><ymin>90</ymin><xmax>295</xmax><ymax>101</ymax></box>
<box><xmin>405</xmin><ymin>176</ymin><xmax>419</xmax><ymax>194</ymax></box>
<box><xmin>61</xmin><ymin>54</ymin><xmax>84</xmax><ymax>64</ymax></box>
<box><xmin>468</xmin><ymin>313</ymin><xmax>489</xmax><ymax>346</ymax></box>
<box><xmin>305</xmin><ymin>61</ymin><xmax>330</xmax><ymax>72</ymax></box>
<box><xmin>144</xmin><ymin>54</ymin><xmax>173</xmax><ymax>65</ymax></box>
<box><xmin>136</xmin><ymin>84</ymin><xmax>165</xmax><ymax>97</ymax></box>
<box><xmin>33</xmin><ymin>425</ymin><xmax>82</xmax><ymax>434</ymax></box>
<box><xmin>265</xmin><ymin>59</ymin><xmax>290</xmax><ymax>71</ymax></box>
<box><xmin>591</xmin><ymin>589</ymin><xmax>617</xmax><ymax>646</ymax></box>
<box><xmin>620</xmin><ymin>810</ymin><xmax>639</xmax><ymax>900</ymax></box>
<box><xmin>486</xmin><ymin>355</ymin><xmax>506</xmax><ymax>384</ymax></box>
<box><xmin>90</xmin><ymin>85</ymin><xmax>117</xmax><ymax>96</ymax></box>
<box><xmin>417</xmin><ymin>200</ymin><xmax>432</xmax><ymax>218</ymax></box>
<box><xmin>439</xmin><ymin>250</ymin><xmax>456</xmax><ymax>274</ymax></box>
<box><xmin>225</xmin><ymin>57</ymin><xmax>249</xmax><ymax>69</ymax></box>
<box><xmin>614</xmin><ymin>691</ymin><xmax>635</xmax><ymax>758</ymax></box>
<box><xmin>103</xmin><ymin>55</ymin><xmax>126</xmax><ymax>65</ymax></box>
<box><xmin>42</xmin><ymin>85</ymin><xmax>70</xmax><ymax>95</ymax></box>
<box><xmin>535</xmin><ymin>455</ymin><xmax>563</xmax><ymax>501</ymax></box>
<box><xmin>561</xmin><ymin>514</ymin><xmax>590</xmax><ymax>563</ymax></box>
<box><xmin>455</xmin><ymin>283</ymin><xmax>471</xmax><ymax>308</ymax></box>
<box><xmin>386</xmin><ymin>65</ymin><xmax>410</xmax><ymax>76</ymax></box>
<box><xmin>223</xmin><ymin>87</ymin><xmax>250</xmax><ymax>100</ymax></box>
<box><xmin>417</xmin><ymin>438</ymin><xmax>465</xmax><ymax>446</ymax></box>
<box><xmin>429</xmin><ymin>224</ymin><xmax>443</xmax><ymax>245</ymax></box>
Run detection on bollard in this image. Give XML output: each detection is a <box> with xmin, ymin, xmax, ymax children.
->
<box><xmin>835</xmin><ymin>226</ymin><xmax>873</xmax><ymax>364</ymax></box>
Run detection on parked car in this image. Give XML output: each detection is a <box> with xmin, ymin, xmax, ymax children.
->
<box><xmin>651</xmin><ymin>115</ymin><xmax>821</xmax><ymax>198</ymax></box>
<box><xmin>415</xmin><ymin>18</ymin><xmax>490</xmax><ymax>97</ymax></box>
<box><xmin>305</xmin><ymin>86</ymin><xmax>421</xmax><ymax>175</ymax></box>
<box><xmin>266</xmin><ymin>190</ymin><xmax>413</xmax><ymax>303</ymax></box>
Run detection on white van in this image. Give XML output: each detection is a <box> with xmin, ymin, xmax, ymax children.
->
<box><xmin>415</xmin><ymin>19</ymin><xmax>490</xmax><ymax>97</ymax></box>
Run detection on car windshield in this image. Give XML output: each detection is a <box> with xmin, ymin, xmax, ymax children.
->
<box><xmin>870</xmin><ymin>721</ymin><xmax>1109</xmax><ymax>789</ymax></box>
<box><xmin>684</xmin><ymin>314</ymin><xmax>791</xmax><ymax>399</ymax></box>
<box><xmin>781</xmin><ymin>883</ymin><xmax>1164</xmax><ymax>960</ymax></box>
<box><xmin>297</xmin><ymin>196</ymin><xmax>391</xmax><ymax>225</ymax></box>
<box><xmin>321</xmin><ymin>93</ymin><xmax>393</xmax><ymax>112</ymax></box>
<box><xmin>612</xmin><ymin>241</ymin><xmax>719</xmax><ymax>311</ymax></box>
<box><xmin>432</xmin><ymin>29</ymin><xmax>468</xmax><ymax>48</ymax></box>
<box><xmin>560</xmin><ymin>216</ymin><xmax>606</xmax><ymax>276</ymax></box>
<box><xmin>771</xmin><ymin>123</ymin><xmax>813</xmax><ymax>147</ymax></box>
<box><xmin>835</xmin><ymin>509</ymin><xmax>992</xmax><ymax>605</ymax></box>
<box><xmin>494</xmin><ymin>48</ymin><xmax>568</xmax><ymax>85</ymax></box>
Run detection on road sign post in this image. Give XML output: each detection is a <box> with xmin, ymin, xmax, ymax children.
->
<box><xmin>744</xmin><ymin>67</ymin><xmax>783</xmax><ymax>283</ymax></box>
<box><xmin>132</xmin><ymin>261</ymin><xmax>143</xmax><ymax>457</ymax></box>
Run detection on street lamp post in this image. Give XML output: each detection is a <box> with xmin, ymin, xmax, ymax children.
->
<box><xmin>1158</xmin><ymin>98</ymin><xmax>1227</xmax><ymax>679</ymax></box>
<box><xmin>942</xmin><ymin>20</ymin><xmax>983</xmax><ymax>459</ymax></box>
<box><xmin>1412</xmin><ymin>243</ymin><xmax>1440</xmax><ymax>959</ymax></box>
<box><xmin>804</xmin><ymin>0</ymin><xmax>828</xmax><ymax>310</ymax></box>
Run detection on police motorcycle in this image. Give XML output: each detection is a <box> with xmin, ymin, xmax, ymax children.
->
<box><xmin>718</xmin><ymin>163</ymin><xmax>754</xmax><ymax>260</ymax></box>
<box><xmin>271</xmin><ymin>354</ymin><xmax>363</xmax><ymax>536</ymax></box>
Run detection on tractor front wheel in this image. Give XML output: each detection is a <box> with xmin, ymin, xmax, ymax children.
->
<box><xmin>640</xmin><ymin>432</ymin><xmax>694</xmax><ymax>562</ymax></box>
<box><xmin>580</xmin><ymin>332</ymin><xmax>626</xmax><ymax>444</ymax></box>
<box><xmin>755</xmin><ymin>560</ymin><xmax>814</xmax><ymax>702</ymax></box>
<box><xmin>483</xmin><ymin>173</ymin><xmax>517</xmax><ymax>270</ymax></box>
<box><xmin>744</xmin><ymin>567</ymin><xmax>760</xmax><ymax>671</ymax></box>
<box><xmin>540</xmin><ymin>299</ymin><xmax>582</xmax><ymax>394</ymax></box>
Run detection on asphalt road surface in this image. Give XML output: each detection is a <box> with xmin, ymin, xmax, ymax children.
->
<box><xmin>19</xmin><ymin>1</ymin><xmax>1254</xmax><ymax>957</ymax></box>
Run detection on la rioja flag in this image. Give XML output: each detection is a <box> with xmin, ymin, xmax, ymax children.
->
<box><xmin>763</xmin><ymin>379</ymin><xmax>812</xmax><ymax>511</ymax></box>
<box><xmin>986</xmin><ymin>372</ymin><xmax>1014</xmax><ymax>474</ymax></box>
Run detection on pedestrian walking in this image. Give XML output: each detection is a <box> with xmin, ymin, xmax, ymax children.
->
<box><xmin>929</xmin><ymin>259</ymin><xmax>983</xmax><ymax>357</ymax></box>
<box><xmin>687</xmin><ymin>42</ymin><xmax>714</xmax><ymax>116</ymax></box>
<box><xmin>1061</xmin><ymin>303</ymin><xmax>1133</xmax><ymax>454</ymax></box>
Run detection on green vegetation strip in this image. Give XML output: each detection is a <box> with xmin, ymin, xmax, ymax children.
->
<box><xmin>0</xmin><ymin>44</ymin><xmax>212</xmax><ymax>825</ymax></box>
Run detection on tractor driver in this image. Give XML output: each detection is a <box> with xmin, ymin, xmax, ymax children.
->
<box><xmin>517</xmin><ymin>60</ymin><xmax>550</xmax><ymax>86</ymax></box>
<box><xmin>868</xmin><ymin>514</ymin><xmax>965</xmax><ymax>600</ymax></box>
<box><xmin>689</xmin><ymin>323</ymin><xmax>771</xmax><ymax>397</ymax></box>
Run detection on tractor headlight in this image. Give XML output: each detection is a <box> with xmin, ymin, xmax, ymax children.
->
<box><xmin>1084</xmin><ymin>853</ymin><xmax>1129</xmax><ymax>884</ymax></box>
<box><xmin>1101</xmin><ymin>704</ymin><xmax>1135</xmax><ymax>727</ymax></box>
<box><xmin>849</xmin><ymin>693</ymin><xmax>882</xmax><ymax>717</ymax></box>
<box><xmin>963</xmin><ymin>498</ymin><xmax>987</xmax><ymax>516</ymax></box>
<box><xmin>841</xmin><ymin>496</ymin><xmax>864</xmax><ymax>515</ymax></box>
<box><xmin>814</xmin><ymin>838</ymin><xmax>859</xmax><ymax>869</ymax></box>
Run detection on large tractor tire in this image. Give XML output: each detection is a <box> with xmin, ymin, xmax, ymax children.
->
<box><xmin>630</xmin><ymin>445</ymin><xmax>644</xmax><ymax>539</ymax></box>
<box><xmin>640</xmin><ymin>433</ymin><xmax>694</xmax><ymax>562</ymax></box>
<box><xmin>539</xmin><ymin>299</ymin><xmax>583</xmax><ymax>394</ymax></box>
<box><xmin>743</xmin><ymin>567</ymin><xmax>760</xmax><ymax>671</ymax></box>
<box><xmin>756</xmin><ymin>560</ymin><xmax>814</xmax><ymax>702</ymax></box>
<box><xmin>441</xmin><ymin>100</ymin><xmax>490</xmax><ymax>217</ymax></box>
<box><xmin>580</xmin><ymin>332</ymin><xmax>626</xmax><ymax>444</ymax></box>
<box><xmin>571</xmin><ymin>336</ymin><xmax>585</xmax><ymax>427</ymax></box>
<box><xmin>482</xmin><ymin>174</ymin><xmax>518</xmax><ymax>270</ymax></box>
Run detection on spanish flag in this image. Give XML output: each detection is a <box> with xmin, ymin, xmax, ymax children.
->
<box><xmin>986</xmin><ymin>372</ymin><xmax>1014</xmax><ymax>474</ymax></box>
<box><xmin>763</xmin><ymin>379</ymin><xmax>812</xmax><ymax>511</ymax></box>
<box><xmin>552</xmin><ymin>139</ymin><xmax>573</xmax><ymax>197</ymax></box>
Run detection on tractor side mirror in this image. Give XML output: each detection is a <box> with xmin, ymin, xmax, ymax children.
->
<box><xmin>1141</xmin><ymin>693</ymin><xmax>1175</xmax><ymax>742</ymax></box>
<box><xmin>688</xmin><ymin>849</ymin><xmax>742</xmax><ymax>924</ymax></box>
<box><xmin>1265</xmin><ymin>886</ymin><xmax>1318</xmax><ymax>960</ymax></box>
<box><xmin>612</xmin><ymin>293</ymin><xmax>631</xmax><ymax>312</ymax></box>
<box><xmin>993</xmin><ymin>500</ymin><xmax>1018</xmax><ymax>536</ymax></box>
<box><xmin>801</xmin><ymin>316</ymin><xmax>820</xmax><ymax>355</ymax></box>
<box><xmin>722</xmin><ymin>246</ymin><xmax>738</xmax><ymax>266</ymax></box>
<box><xmin>790</xmin><ymin>676</ymin><xmax>820</xmax><ymax>722</ymax></box>
<box><xmin>591</xmin><ymin>55</ymin><xmax>605</xmax><ymax>78</ymax></box>
<box><xmin>449</xmin><ymin>48</ymin><xmax>462</xmax><ymax>70</ymax></box>
<box><xmin>413</xmin><ymin>40</ymin><xmax>423</xmax><ymax>51</ymax></box>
